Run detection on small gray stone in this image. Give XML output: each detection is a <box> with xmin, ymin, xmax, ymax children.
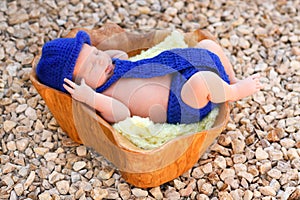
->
<box><xmin>2</xmin><ymin>163</ymin><xmax>16</xmax><ymax>174</ymax></box>
<box><xmin>14</xmin><ymin>183</ymin><xmax>24</xmax><ymax>196</ymax></box>
<box><xmin>76</xmin><ymin>146</ymin><xmax>87</xmax><ymax>157</ymax></box>
<box><xmin>18</xmin><ymin>167</ymin><xmax>29</xmax><ymax>177</ymax></box>
<box><xmin>287</xmin><ymin>148</ymin><xmax>299</xmax><ymax>159</ymax></box>
<box><xmin>218</xmin><ymin>191</ymin><xmax>233</xmax><ymax>200</ymax></box>
<box><xmin>34</xmin><ymin>119</ymin><xmax>44</xmax><ymax>131</ymax></box>
<box><xmin>174</xmin><ymin>179</ymin><xmax>186</xmax><ymax>190</ymax></box>
<box><xmin>132</xmin><ymin>188</ymin><xmax>148</xmax><ymax>197</ymax></box>
<box><xmin>280</xmin><ymin>138</ymin><xmax>295</xmax><ymax>148</ymax></box>
<box><xmin>237</xmin><ymin>171</ymin><xmax>254</xmax><ymax>183</ymax></box>
<box><xmin>41</xmin><ymin>130</ymin><xmax>53</xmax><ymax>141</ymax></box>
<box><xmin>214</xmin><ymin>156</ymin><xmax>227</xmax><ymax>169</ymax></box>
<box><xmin>2</xmin><ymin>175</ymin><xmax>14</xmax><ymax>188</ymax></box>
<box><xmin>43</xmin><ymin>142</ymin><xmax>54</xmax><ymax>149</ymax></box>
<box><xmin>106</xmin><ymin>188</ymin><xmax>119</xmax><ymax>199</ymax></box>
<box><xmin>56</xmin><ymin>180</ymin><xmax>70</xmax><ymax>195</ymax></box>
<box><xmin>48</xmin><ymin>171</ymin><xmax>64</xmax><ymax>184</ymax></box>
<box><xmin>15</xmin><ymin>104</ymin><xmax>27</xmax><ymax>113</ymax></box>
<box><xmin>0</xmin><ymin>47</ymin><xmax>4</xmax><ymax>60</ymax></box>
<box><xmin>10</xmin><ymin>190</ymin><xmax>18</xmax><ymax>200</ymax></box>
<box><xmin>270</xmin><ymin>179</ymin><xmax>280</xmax><ymax>192</ymax></box>
<box><xmin>44</xmin><ymin>152</ymin><xmax>58</xmax><ymax>161</ymax></box>
<box><xmin>262</xmin><ymin>104</ymin><xmax>276</xmax><ymax>113</ymax></box>
<box><xmin>199</xmin><ymin>183</ymin><xmax>213</xmax><ymax>196</ymax></box>
<box><xmin>179</xmin><ymin>180</ymin><xmax>195</xmax><ymax>197</ymax></box>
<box><xmin>267</xmin><ymin>168</ymin><xmax>282</xmax><ymax>179</ymax></box>
<box><xmin>259</xmin><ymin>161</ymin><xmax>272</xmax><ymax>174</ymax></box>
<box><xmin>269</xmin><ymin>149</ymin><xmax>283</xmax><ymax>160</ymax></box>
<box><xmin>34</xmin><ymin>147</ymin><xmax>49</xmax><ymax>155</ymax></box>
<box><xmin>90</xmin><ymin>188</ymin><xmax>108</xmax><ymax>199</ymax></box>
<box><xmin>234</xmin><ymin>163</ymin><xmax>247</xmax><ymax>172</ymax></box>
<box><xmin>150</xmin><ymin>187</ymin><xmax>163</xmax><ymax>200</ymax></box>
<box><xmin>259</xmin><ymin>186</ymin><xmax>276</xmax><ymax>196</ymax></box>
<box><xmin>220</xmin><ymin>168</ymin><xmax>235</xmax><ymax>181</ymax></box>
<box><xmin>192</xmin><ymin>167</ymin><xmax>204</xmax><ymax>179</ymax></box>
<box><xmin>165</xmin><ymin>188</ymin><xmax>180</xmax><ymax>200</ymax></box>
<box><xmin>6</xmin><ymin>141</ymin><xmax>17</xmax><ymax>151</ymax></box>
<box><xmin>165</xmin><ymin>7</ymin><xmax>178</xmax><ymax>16</ymax></box>
<box><xmin>16</xmin><ymin>138</ymin><xmax>29</xmax><ymax>152</ymax></box>
<box><xmin>201</xmin><ymin>163</ymin><xmax>213</xmax><ymax>174</ymax></box>
<box><xmin>71</xmin><ymin>172</ymin><xmax>81</xmax><ymax>183</ymax></box>
<box><xmin>24</xmin><ymin>171</ymin><xmax>35</xmax><ymax>190</ymax></box>
<box><xmin>4</xmin><ymin>120</ymin><xmax>17</xmax><ymax>132</ymax></box>
<box><xmin>262</xmin><ymin>38</ymin><xmax>275</xmax><ymax>48</ymax></box>
<box><xmin>218</xmin><ymin>135</ymin><xmax>232</xmax><ymax>147</ymax></box>
<box><xmin>233</xmin><ymin>154</ymin><xmax>247</xmax><ymax>164</ymax></box>
<box><xmin>38</xmin><ymin>192</ymin><xmax>52</xmax><ymax>200</ymax></box>
<box><xmin>73</xmin><ymin>161</ymin><xmax>86</xmax><ymax>171</ymax></box>
<box><xmin>244</xmin><ymin>190</ymin><xmax>254</xmax><ymax>200</ymax></box>
<box><xmin>24</xmin><ymin>107</ymin><xmax>37</xmax><ymax>120</ymax></box>
<box><xmin>231</xmin><ymin>139</ymin><xmax>245</xmax><ymax>154</ymax></box>
<box><xmin>118</xmin><ymin>183</ymin><xmax>131</xmax><ymax>200</ymax></box>
<box><xmin>97</xmin><ymin>168</ymin><xmax>114</xmax><ymax>180</ymax></box>
<box><xmin>255</xmin><ymin>147</ymin><xmax>269</xmax><ymax>160</ymax></box>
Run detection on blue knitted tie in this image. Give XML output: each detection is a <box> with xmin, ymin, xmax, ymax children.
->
<box><xmin>96</xmin><ymin>48</ymin><xmax>230</xmax><ymax>124</ymax></box>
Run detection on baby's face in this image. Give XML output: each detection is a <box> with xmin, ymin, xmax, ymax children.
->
<box><xmin>73</xmin><ymin>44</ymin><xmax>114</xmax><ymax>88</ymax></box>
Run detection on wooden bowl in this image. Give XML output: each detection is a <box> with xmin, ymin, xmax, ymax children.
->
<box><xmin>30</xmin><ymin>23</ymin><xmax>230</xmax><ymax>188</ymax></box>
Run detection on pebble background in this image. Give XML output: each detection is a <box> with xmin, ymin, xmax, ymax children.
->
<box><xmin>1</xmin><ymin>0</ymin><xmax>300</xmax><ymax>199</ymax></box>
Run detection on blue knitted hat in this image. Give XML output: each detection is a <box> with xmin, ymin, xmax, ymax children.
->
<box><xmin>36</xmin><ymin>31</ymin><xmax>91</xmax><ymax>92</ymax></box>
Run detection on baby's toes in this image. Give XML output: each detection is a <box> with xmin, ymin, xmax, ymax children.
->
<box><xmin>256</xmin><ymin>82</ymin><xmax>262</xmax><ymax>89</ymax></box>
<box><xmin>254</xmin><ymin>73</ymin><xmax>260</xmax><ymax>78</ymax></box>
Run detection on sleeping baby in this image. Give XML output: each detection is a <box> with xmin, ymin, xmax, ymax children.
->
<box><xmin>36</xmin><ymin>31</ymin><xmax>261</xmax><ymax>124</ymax></box>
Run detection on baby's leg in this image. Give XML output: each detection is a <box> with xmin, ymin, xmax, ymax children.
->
<box><xmin>181</xmin><ymin>71</ymin><xmax>261</xmax><ymax>109</ymax></box>
<box><xmin>195</xmin><ymin>39</ymin><xmax>239</xmax><ymax>84</ymax></box>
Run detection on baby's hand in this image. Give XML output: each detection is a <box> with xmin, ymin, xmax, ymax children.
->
<box><xmin>63</xmin><ymin>78</ymin><xmax>95</xmax><ymax>104</ymax></box>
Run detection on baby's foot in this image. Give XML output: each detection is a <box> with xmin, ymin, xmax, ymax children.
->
<box><xmin>230</xmin><ymin>74</ymin><xmax>262</xmax><ymax>101</ymax></box>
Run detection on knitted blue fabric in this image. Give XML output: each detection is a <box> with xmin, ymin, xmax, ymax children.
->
<box><xmin>96</xmin><ymin>48</ymin><xmax>230</xmax><ymax>124</ymax></box>
<box><xmin>36</xmin><ymin>31</ymin><xmax>91</xmax><ymax>92</ymax></box>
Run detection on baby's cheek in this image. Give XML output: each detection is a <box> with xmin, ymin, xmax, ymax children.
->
<box><xmin>95</xmin><ymin>73</ymin><xmax>106</xmax><ymax>88</ymax></box>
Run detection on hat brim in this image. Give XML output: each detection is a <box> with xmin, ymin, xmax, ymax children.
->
<box><xmin>62</xmin><ymin>31</ymin><xmax>91</xmax><ymax>92</ymax></box>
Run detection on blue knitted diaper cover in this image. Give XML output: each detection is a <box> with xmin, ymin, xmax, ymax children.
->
<box><xmin>96</xmin><ymin>48</ymin><xmax>230</xmax><ymax>124</ymax></box>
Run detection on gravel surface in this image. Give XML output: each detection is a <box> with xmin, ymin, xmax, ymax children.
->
<box><xmin>1</xmin><ymin>0</ymin><xmax>300</xmax><ymax>199</ymax></box>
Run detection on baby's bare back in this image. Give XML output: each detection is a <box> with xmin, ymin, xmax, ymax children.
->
<box><xmin>103</xmin><ymin>74</ymin><xmax>173</xmax><ymax>122</ymax></box>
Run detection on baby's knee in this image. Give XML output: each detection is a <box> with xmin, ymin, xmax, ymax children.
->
<box><xmin>195</xmin><ymin>39</ymin><xmax>222</xmax><ymax>53</ymax></box>
<box><xmin>181</xmin><ymin>72</ymin><xmax>210</xmax><ymax>109</ymax></box>
<box><xmin>195</xmin><ymin>39</ymin><xmax>213</xmax><ymax>47</ymax></box>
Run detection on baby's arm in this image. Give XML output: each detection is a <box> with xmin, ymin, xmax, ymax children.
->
<box><xmin>63</xmin><ymin>78</ymin><xmax>130</xmax><ymax>123</ymax></box>
<box><xmin>105</xmin><ymin>50</ymin><xmax>128</xmax><ymax>60</ymax></box>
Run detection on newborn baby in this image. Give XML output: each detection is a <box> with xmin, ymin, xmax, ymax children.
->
<box><xmin>36</xmin><ymin>31</ymin><xmax>261</xmax><ymax>124</ymax></box>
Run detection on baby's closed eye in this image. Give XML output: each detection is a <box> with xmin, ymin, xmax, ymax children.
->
<box><xmin>94</xmin><ymin>49</ymin><xmax>100</xmax><ymax>55</ymax></box>
<box><xmin>89</xmin><ymin>63</ymin><xmax>96</xmax><ymax>73</ymax></box>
